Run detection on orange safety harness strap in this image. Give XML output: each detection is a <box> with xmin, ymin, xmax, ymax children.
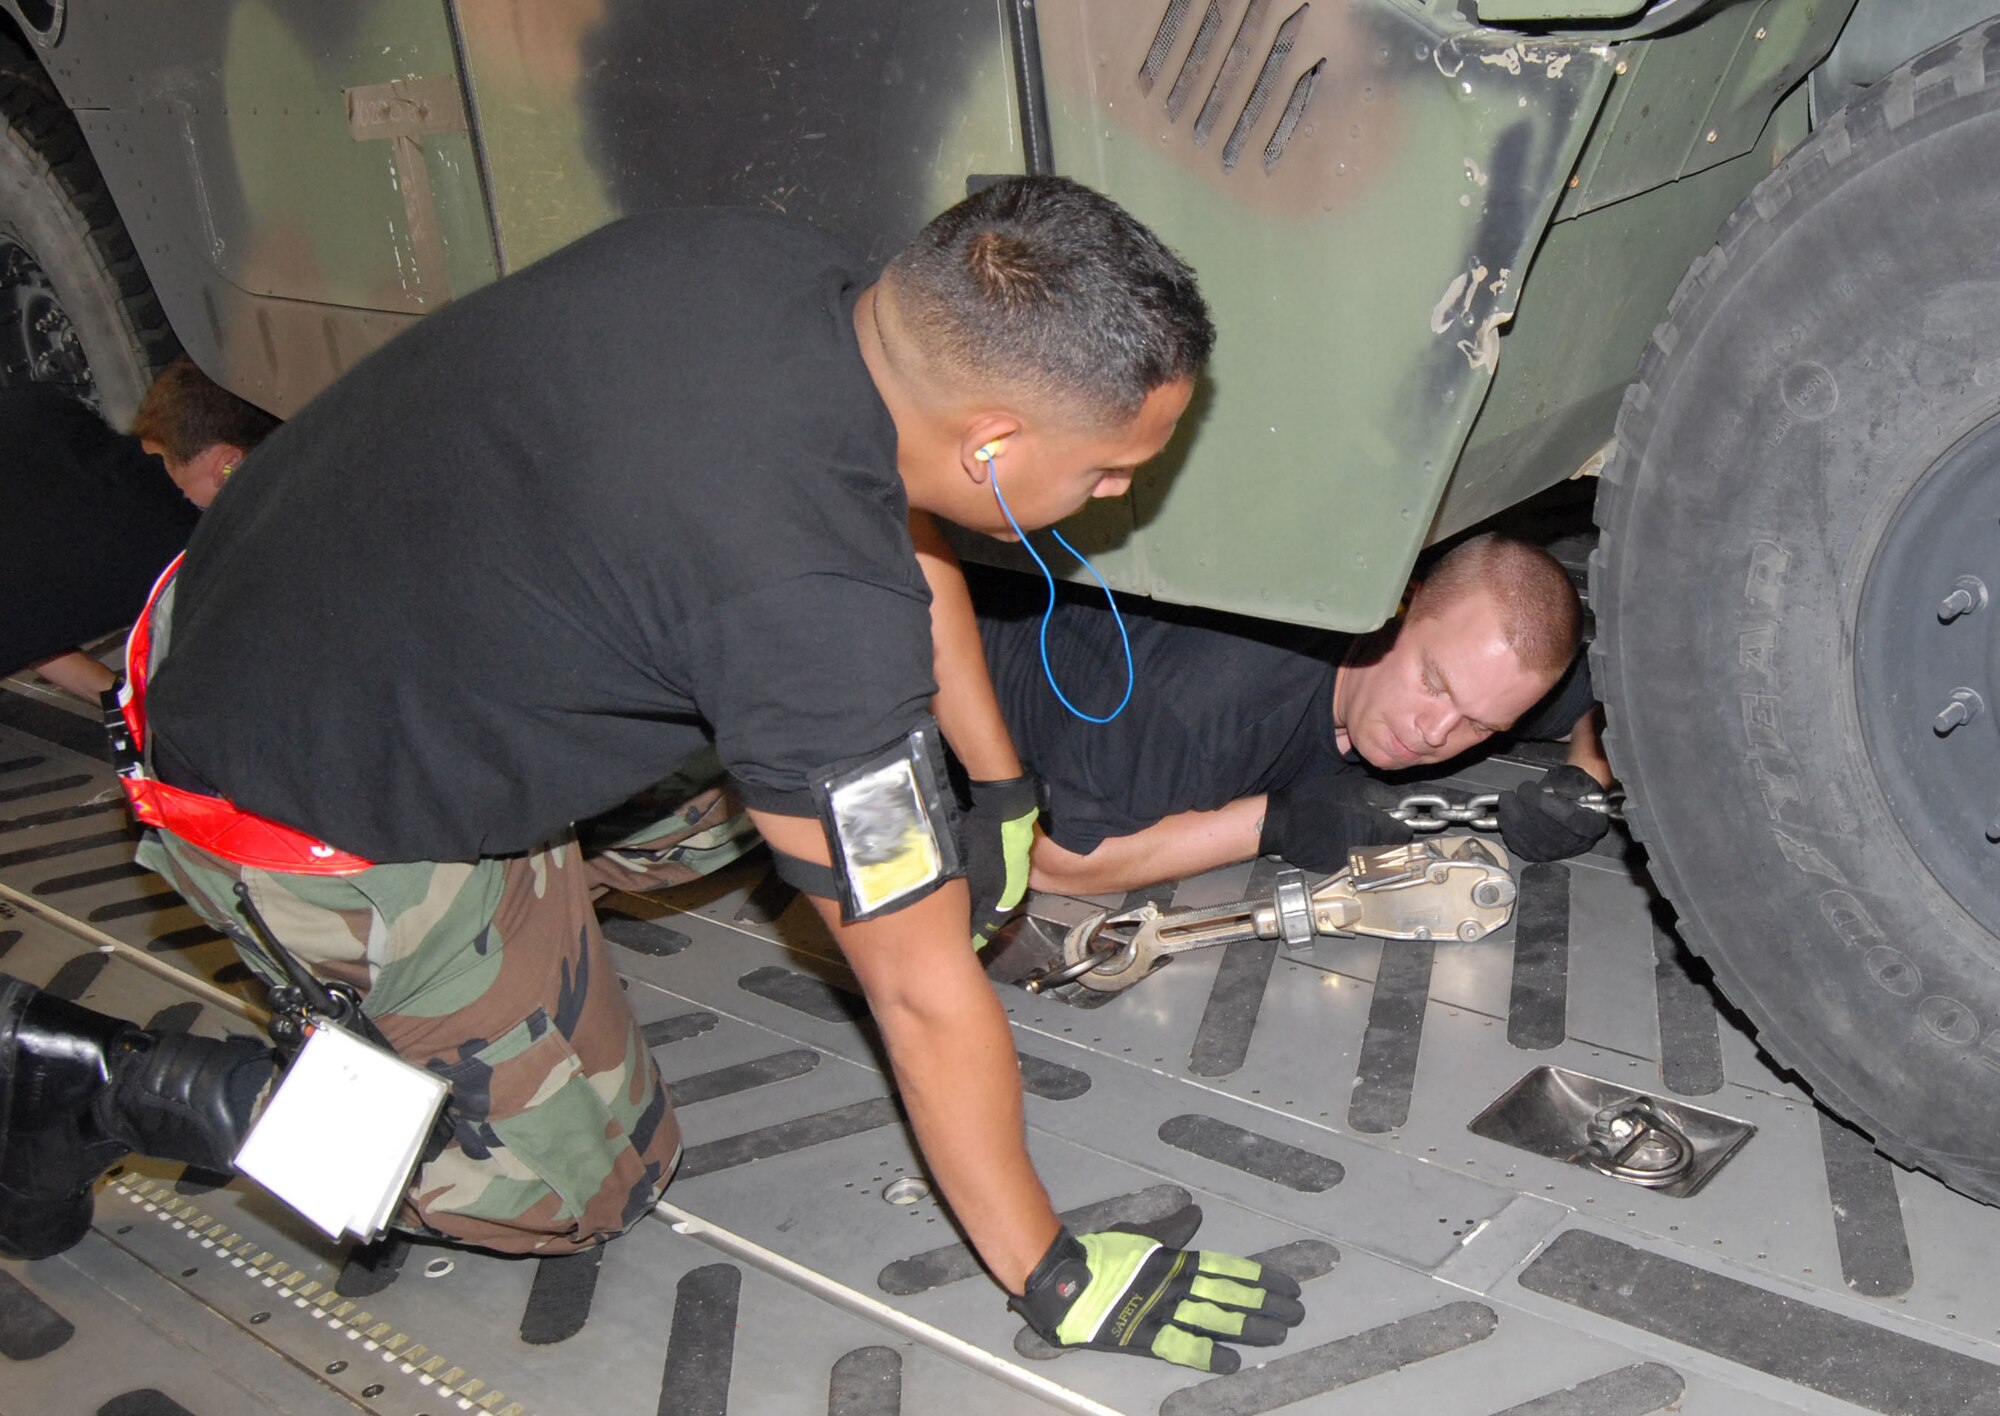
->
<box><xmin>118</xmin><ymin>554</ymin><xmax>374</xmax><ymax>876</ymax></box>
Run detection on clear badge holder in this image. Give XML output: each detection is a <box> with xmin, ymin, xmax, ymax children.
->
<box><xmin>233</xmin><ymin>1020</ymin><xmax>450</xmax><ymax>1243</ymax></box>
<box><xmin>224</xmin><ymin>880</ymin><xmax>451</xmax><ymax>1243</ymax></box>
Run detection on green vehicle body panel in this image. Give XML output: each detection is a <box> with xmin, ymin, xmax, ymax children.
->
<box><xmin>1476</xmin><ymin>0</ymin><xmax>1648</xmax><ymax>21</ymax></box>
<box><xmin>1021</xmin><ymin>3</ymin><xmax>1614</xmax><ymax>629</ymax></box>
<box><xmin>30</xmin><ymin>1</ymin><xmax>496</xmax><ymax>414</ymax></box>
<box><xmin>6</xmin><ymin>0</ymin><xmax>1992</xmax><ymax>631</ymax></box>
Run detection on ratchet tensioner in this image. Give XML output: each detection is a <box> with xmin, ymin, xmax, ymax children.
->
<box><xmin>1026</xmin><ymin>836</ymin><xmax>1517</xmax><ymax>995</ymax></box>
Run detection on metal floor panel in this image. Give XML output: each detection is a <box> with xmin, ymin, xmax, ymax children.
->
<box><xmin>0</xmin><ymin>1229</ymin><xmax>367</xmax><ymax>1416</ymax></box>
<box><xmin>4</xmin><ymin>701</ymin><xmax>2000</xmax><ymax>1414</ymax></box>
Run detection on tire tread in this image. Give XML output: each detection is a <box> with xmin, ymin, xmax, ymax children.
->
<box><xmin>1593</xmin><ymin>17</ymin><xmax>2000</xmax><ymax>1203</ymax></box>
<box><xmin>0</xmin><ymin>57</ymin><xmax>180</xmax><ymax>390</ymax></box>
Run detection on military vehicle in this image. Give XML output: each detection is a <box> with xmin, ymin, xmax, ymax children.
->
<box><xmin>4</xmin><ymin>0</ymin><xmax>2000</xmax><ymax>1226</ymax></box>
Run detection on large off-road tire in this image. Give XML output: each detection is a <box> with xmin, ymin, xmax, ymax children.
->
<box><xmin>0</xmin><ymin>56</ymin><xmax>175</xmax><ymax>424</ymax></box>
<box><xmin>1594</xmin><ymin>19</ymin><xmax>2000</xmax><ymax>1205</ymax></box>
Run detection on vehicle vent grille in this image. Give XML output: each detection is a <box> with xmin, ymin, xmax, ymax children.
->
<box><xmin>1139</xmin><ymin>0</ymin><xmax>1196</xmax><ymax>93</ymax></box>
<box><xmin>1165</xmin><ymin>1</ymin><xmax>1228</xmax><ymax>123</ymax></box>
<box><xmin>1222</xmin><ymin>4</ymin><xmax>1306</xmax><ymax>170</ymax></box>
<box><xmin>1149</xmin><ymin>0</ymin><xmax>1324</xmax><ymax>173</ymax></box>
<box><xmin>1260</xmin><ymin>57</ymin><xmax>1323</xmax><ymax>172</ymax></box>
<box><xmin>1192</xmin><ymin>0</ymin><xmax>1270</xmax><ymax>148</ymax></box>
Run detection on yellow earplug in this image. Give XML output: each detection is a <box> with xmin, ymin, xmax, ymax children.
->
<box><xmin>975</xmin><ymin>441</ymin><xmax>1002</xmax><ymax>462</ymax></box>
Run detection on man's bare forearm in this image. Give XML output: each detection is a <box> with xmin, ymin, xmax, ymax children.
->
<box><xmin>1566</xmin><ymin>704</ymin><xmax>1612</xmax><ymax>785</ymax></box>
<box><xmin>1027</xmin><ymin>796</ymin><xmax>1266</xmax><ymax>896</ymax></box>
<box><xmin>29</xmin><ymin>650</ymin><xmax>115</xmax><ymax>701</ymax></box>
<box><xmin>749</xmin><ymin>808</ymin><xmax>1059</xmax><ymax>1291</ymax></box>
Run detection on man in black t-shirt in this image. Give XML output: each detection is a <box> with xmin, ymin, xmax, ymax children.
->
<box><xmin>0</xmin><ymin>359</ymin><xmax>276</xmax><ymax>699</ymax></box>
<box><xmin>2</xmin><ymin>180</ymin><xmax>1307</xmax><ymax>1373</ymax></box>
<box><xmin>979</xmin><ymin>534</ymin><xmax>1610</xmax><ymax>897</ymax></box>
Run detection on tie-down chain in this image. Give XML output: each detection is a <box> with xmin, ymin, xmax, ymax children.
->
<box><xmin>1026</xmin><ymin>835</ymin><xmax>1518</xmax><ymax>995</ymax></box>
<box><xmin>1391</xmin><ymin>788</ymin><xmax>1626</xmax><ymax>833</ymax></box>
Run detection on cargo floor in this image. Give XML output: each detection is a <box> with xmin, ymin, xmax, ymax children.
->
<box><xmin>2</xmin><ymin>677</ymin><xmax>1996</xmax><ymax>1416</ymax></box>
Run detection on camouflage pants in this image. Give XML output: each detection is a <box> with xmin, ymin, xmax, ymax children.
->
<box><xmin>136</xmin><ymin>781</ymin><xmax>755</xmax><ymax>1255</ymax></box>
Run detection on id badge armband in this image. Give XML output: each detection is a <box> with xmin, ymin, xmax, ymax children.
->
<box><xmin>813</xmin><ymin>725</ymin><xmax>963</xmax><ymax>924</ymax></box>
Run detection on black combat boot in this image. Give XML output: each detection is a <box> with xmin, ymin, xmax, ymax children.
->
<box><xmin>0</xmin><ymin>974</ymin><xmax>275</xmax><ymax>1260</ymax></box>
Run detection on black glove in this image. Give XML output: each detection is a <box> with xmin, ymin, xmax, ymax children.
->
<box><xmin>1497</xmin><ymin>765</ymin><xmax>1611</xmax><ymax>862</ymax></box>
<box><xmin>962</xmin><ymin>775</ymin><xmax>1039</xmax><ymax>947</ymax></box>
<box><xmin>1011</xmin><ymin>1204</ymin><xmax>1305</xmax><ymax>1373</ymax></box>
<box><xmin>1259</xmin><ymin>767</ymin><xmax>1413</xmax><ymax>874</ymax></box>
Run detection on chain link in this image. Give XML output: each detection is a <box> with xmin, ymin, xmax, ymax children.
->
<box><xmin>1390</xmin><ymin>792</ymin><xmax>1499</xmax><ymax>831</ymax></box>
<box><xmin>1391</xmin><ymin>788</ymin><xmax>1627</xmax><ymax>833</ymax></box>
<box><xmin>1579</xmin><ymin>790</ymin><xmax>1627</xmax><ymax>821</ymax></box>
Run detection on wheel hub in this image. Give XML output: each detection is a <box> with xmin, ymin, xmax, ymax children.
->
<box><xmin>0</xmin><ymin>235</ymin><xmax>96</xmax><ymax>404</ymax></box>
<box><xmin>1857</xmin><ymin>413</ymin><xmax>2000</xmax><ymax>932</ymax></box>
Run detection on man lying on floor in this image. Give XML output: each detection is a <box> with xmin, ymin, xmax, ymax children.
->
<box><xmin>975</xmin><ymin>533</ymin><xmax>1612</xmax><ymax>898</ymax></box>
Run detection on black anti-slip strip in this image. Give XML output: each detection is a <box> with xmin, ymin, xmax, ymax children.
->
<box><xmin>1016</xmin><ymin>1050</ymin><xmax>1091</xmax><ymax>1100</ymax></box>
<box><xmin>1162</xmin><ymin>1302</ymin><xmax>1499</xmax><ymax>1416</ymax></box>
<box><xmin>44</xmin><ymin>951</ymin><xmax>109</xmax><ymax>1000</ymax></box>
<box><xmin>0</xmin><ymin>828</ymin><xmax>134</xmax><ymax>868</ymax></box>
<box><xmin>1158</xmin><ymin>1114</ymin><xmax>1344</xmax><ymax>1192</ymax></box>
<box><xmin>173</xmin><ymin>1164</ymin><xmax>230</xmax><ymax>1196</ymax></box>
<box><xmin>97</xmin><ymin>1393</ymin><xmax>195</xmax><ymax>1416</ymax></box>
<box><xmin>678</xmin><ymin>1096</ymin><xmax>902</xmax><ymax>1179</ymax></box>
<box><xmin>734</xmin><ymin>868</ymin><xmax>797</xmax><ymax>924</ymax></box>
<box><xmin>519</xmin><ymin>1246</ymin><xmax>602</xmax><ymax>1346</ymax></box>
<box><xmin>144</xmin><ymin>1001</ymin><xmax>203</xmax><ymax>1033</ymax></box>
<box><xmin>0</xmin><ymin>754</ymin><xmax>43</xmax><ymax>774</ymax></box>
<box><xmin>1189</xmin><ymin>858</ymin><xmax>1282</xmax><ymax>1075</ymax></box>
<box><xmin>643</xmin><ymin>1011</ymin><xmax>720</xmax><ymax>1049</ymax></box>
<box><xmin>1189</xmin><ymin>939</ymin><xmax>1279</xmax><ymax>1077</ymax></box>
<box><xmin>1488</xmin><ymin>1362</ymin><xmax>1685</xmax><ymax>1416</ymax></box>
<box><xmin>87</xmin><ymin>892</ymin><xmax>188</xmax><ymax>923</ymax></box>
<box><xmin>1251</xmin><ymin>1238</ymin><xmax>1340</xmax><ymax>1284</ymax></box>
<box><xmin>0</xmin><ymin>688</ymin><xmax>110</xmax><ymax>760</ymax></box>
<box><xmin>1519</xmin><ymin>1229</ymin><xmax>2000</xmax><ymax>1412</ymax></box>
<box><xmin>1651</xmin><ymin>926</ymin><xmax>1723</xmax><ymax>1095</ymax></box>
<box><xmin>879</xmin><ymin>1183</ymin><xmax>1194</xmax><ymax>1296</ymax></box>
<box><xmin>334</xmin><ymin>1234</ymin><xmax>412</xmax><ymax>1299</ymax></box>
<box><xmin>147</xmin><ymin>925</ymin><xmax>227</xmax><ymax>953</ymax></box>
<box><xmin>35</xmin><ymin>860</ymin><xmax>152</xmax><ymax>895</ymax></box>
<box><xmin>740</xmin><ymin>965</ymin><xmax>871</xmax><ymax>1026</ymax></box>
<box><xmin>828</xmin><ymin>1346</ymin><xmax>903</xmax><ymax>1415</ymax></box>
<box><xmin>0</xmin><ymin>1270</ymin><xmax>75</xmax><ymax>1359</ymax></box>
<box><xmin>0</xmin><ymin>930</ymin><xmax>18</xmax><ymax>962</ymax></box>
<box><xmin>598</xmin><ymin>911</ymin><xmax>691</xmax><ymax>957</ymax></box>
<box><xmin>1507</xmin><ymin>863</ymin><xmax>1570</xmax><ymax>1050</ymax></box>
<box><xmin>1818</xmin><ymin>1110</ymin><xmax>1914</xmax><ymax>1298</ymax></box>
<box><xmin>1348</xmin><ymin>941</ymin><xmax>1435</xmax><ymax>1133</ymax></box>
<box><xmin>668</xmin><ymin>1049</ymin><xmax>820</xmax><ymax>1106</ymax></box>
<box><xmin>0</xmin><ymin>773</ymin><xmax>89</xmax><ymax>805</ymax></box>
<box><xmin>658</xmin><ymin>1263</ymin><xmax>741</xmax><ymax>1416</ymax></box>
<box><xmin>0</xmin><ymin>799</ymin><xmax>125</xmax><ymax>836</ymax></box>
<box><xmin>740</xmin><ymin>963</ymin><xmax>1086</xmax><ymax>1099</ymax></box>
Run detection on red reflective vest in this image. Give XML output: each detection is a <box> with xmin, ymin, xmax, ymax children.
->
<box><xmin>118</xmin><ymin>555</ymin><xmax>373</xmax><ymax>876</ymax></box>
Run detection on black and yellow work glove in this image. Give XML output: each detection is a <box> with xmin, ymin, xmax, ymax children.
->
<box><xmin>1497</xmin><ymin>764</ymin><xmax>1611</xmax><ymax>862</ymax></box>
<box><xmin>962</xmin><ymin>775</ymin><xmax>1039</xmax><ymax>947</ymax></box>
<box><xmin>1259</xmin><ymin>765</ymin><xmax>1413</xmax><ymax>875</ymax></box>
<box><xmin>1011</xmin><ymin>1207</ymin><xmax>1305</xmax><ymax>1373</ymax></box>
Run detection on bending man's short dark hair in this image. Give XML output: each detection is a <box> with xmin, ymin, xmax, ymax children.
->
<box><xmin>886</xmin><ymin>176</ymin><xmax>1214</xmax><ymax>425</ymax></box>
<box><xmin>129</xmin><ymin>355</ymin><xmax>280</xmax><ymax>462</ymax></box>
<box><xmin>1409</xmin><ymin>533</ymin><xmax>1581</xmax><ymax>676</ymax></box>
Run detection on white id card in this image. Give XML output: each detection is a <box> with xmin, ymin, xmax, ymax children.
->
<box><xmin>233</xmin><ymin>1023</ymin><xmax>450</xmax><ymax>1243</ymax></box>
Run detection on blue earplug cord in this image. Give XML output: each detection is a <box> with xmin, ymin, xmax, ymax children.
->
<box><xmin>986</xmin><ymin>456</ymin><xmax>1133</xmax><ymax>724</ymax></box>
